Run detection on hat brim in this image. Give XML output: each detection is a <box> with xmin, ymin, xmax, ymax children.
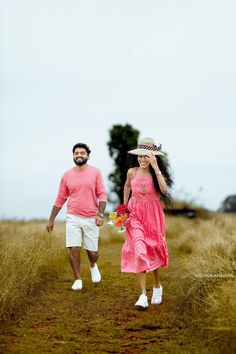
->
<box><xmin>128</xmin><ymin>148</ymin><xmax>164</xmax><ymax>156</ymax></box>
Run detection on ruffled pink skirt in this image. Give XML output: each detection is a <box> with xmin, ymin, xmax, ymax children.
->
<box><xmin>121</xmin><ymin>197</ymin><xmax>168</xmax><ymax>273</ymax></box>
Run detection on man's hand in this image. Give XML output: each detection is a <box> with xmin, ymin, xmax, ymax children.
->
<box><xmin>95</xmin><ymin>215</ymin><xmax>104</xmax><ymax>227</ymax></box>
<box><xmin>46</xmin><ymin>220</ymin><xmax>54</xmax><ymax>232</ymax></box>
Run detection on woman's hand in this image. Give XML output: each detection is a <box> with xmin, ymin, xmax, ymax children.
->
<box><xmin>146</xmin><ymin>154</ymin><xmax>159</xmax><ymax>171</ymax></box>
<box><xmin>146</xmin><ymin>154</ymin><xmax>168</xmax><ymax>194</ymax></box>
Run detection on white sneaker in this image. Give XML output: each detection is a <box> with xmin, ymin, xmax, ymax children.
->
<box><xmin>71</xmin><ymin>279</ymin><xmax>83</xmax><ymax>290</ymax></box>
<box><xmin>151</xmin><ymin>285</ymin><xmax>163</xmax><ymax>304</ymax></box>
<box><xmin>135</xmin><ymin>293</ymin><xmax>148</xmax><ymax>309</ymax></box>
<box><xmin>90</xmin><ymin>264</ymin><xmax>101</xmax><ymax>283</ymax></box>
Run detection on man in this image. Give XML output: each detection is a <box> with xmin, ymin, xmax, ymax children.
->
<box><xmin>46</xmin><ymin>143</ymin><xmax>107</xmax><ymax>291</ymax></box>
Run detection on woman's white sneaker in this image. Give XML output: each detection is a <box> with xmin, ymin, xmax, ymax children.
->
<box><xmin>135</xmin><ymin>293</ymin><xmax>148</xmax><ymax>309</ymax></box>
<box><xmin>151</xmin><ymin>285</ymin><xmax>162</xmax><ymax>304</ymax></box>
<box><xmin>72</xmin><ymin>279</ymin><xmax>83</xmax><ymax>290</ymax></box>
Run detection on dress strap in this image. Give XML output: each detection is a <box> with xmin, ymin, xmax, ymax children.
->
<box><xmin>130</xmin><ymin>167</ymin><xmax>138</xmax><ymax>179</ymax></box>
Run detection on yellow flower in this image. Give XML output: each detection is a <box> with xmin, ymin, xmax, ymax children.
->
<box><xmin>109</xmin><ymin>211</ymin><xmax>117</xmax><ymax>220</ymax></box>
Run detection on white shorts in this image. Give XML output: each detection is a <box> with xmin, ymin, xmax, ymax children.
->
<box><xmin>66</xmin><ymin>214</ymin><xmax>99</xmax><ymax>251</ymax></box>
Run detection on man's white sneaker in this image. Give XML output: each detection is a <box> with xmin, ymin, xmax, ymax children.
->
<box><xmin>151</xmin><ymin>285</ymin><xmax>163</xmax><ymax>304</ymax></box>
<box><xmin>71</xmin><ymin>279</ymin><xmax>83</xmax><ymax>290</ymax></box>
<box><xmin>90</xmin><ymin>264</ymin><xmax>101</xmax><ymax>283</ymax></box>
<box><xmin>135</xmin><ymin>293</ymin><xmax>148</xmax><ymax>309</ymax></box>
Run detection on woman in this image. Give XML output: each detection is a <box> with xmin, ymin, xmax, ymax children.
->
<box><xmin>121</xmin><ymin>137</ymin><xmax>173</xmax><ymax>309</ymax></box>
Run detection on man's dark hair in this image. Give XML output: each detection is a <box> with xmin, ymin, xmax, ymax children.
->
<box><xmin>72</xmin><ymin>143</ymin><xmax>91</xmax><ymax>155</ymax></box>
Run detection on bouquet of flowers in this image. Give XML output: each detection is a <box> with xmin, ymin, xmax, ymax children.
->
<box><xmin>108</xmin><ymin>204</ymin><xmax>129</xmax><ymax>233</ymax></box>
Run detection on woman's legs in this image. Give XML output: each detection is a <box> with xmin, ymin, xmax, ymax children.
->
<box><xmin>153</xmin><ymin>268</ymin><xmax>161</xmax><ymax>288</ymax></box>
<box><xmin>135</xmin><ymin>272</ymin><xmax>147</xmax><ymax>293</ymax></box>
<box><xmin>134</xmin><ymin>272</ymin><xmax>148</xmax><ymax>308</ymax></box>
<box><xmin>151</xmin><ymin>268</ymin><xmax>162</xmax><ymax>304</ymax></box>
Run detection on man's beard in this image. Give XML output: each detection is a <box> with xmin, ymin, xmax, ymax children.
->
<box><xmin>73</xmin><ymin>157</ymin><xmax>88</xmax><ymax>166</ymax></box>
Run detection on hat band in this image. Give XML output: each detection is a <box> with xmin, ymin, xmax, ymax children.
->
<box><xmin>137</xmin><ymin>144</ymin><xmax>162</xmax><ymax>151</ymax></box>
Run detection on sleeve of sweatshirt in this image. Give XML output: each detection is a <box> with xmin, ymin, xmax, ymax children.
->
<box><xmin>96</xmin><ymin>170</ymin><xmax>107</xmax><ymax>202</ymax></box>
<box><xmin>54</xmin><ymin>176</ymin><xmax>69</xmax><ymax>207</ymax></box>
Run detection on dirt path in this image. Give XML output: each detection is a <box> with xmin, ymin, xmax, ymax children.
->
<box><xmin>0</xmin><ymin>242</ymin><xmax>190</xmax><ymax>354</ymax></box>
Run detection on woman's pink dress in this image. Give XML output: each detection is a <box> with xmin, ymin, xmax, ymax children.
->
<box><xmin>121</xmin><ymin>168</ymin><xmax>168</xmax><ymax>273</ymax></box>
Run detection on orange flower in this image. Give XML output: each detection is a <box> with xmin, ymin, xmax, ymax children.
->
<box><xmin>114</xmin><ymin>216</ymin><xmax>123</xmax><ymax>227</ymax></box>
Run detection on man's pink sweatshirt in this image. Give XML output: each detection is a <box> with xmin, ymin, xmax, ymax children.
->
<box><xmin>54</xmin><ymin>166</ymin><xmax>107</xmax><ymax>217</ymax></box>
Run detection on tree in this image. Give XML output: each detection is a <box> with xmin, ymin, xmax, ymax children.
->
<box><xmin>219</xmin><ymin>195</ymin><xmax>236</xmax><ymax>212</ymax></box>
<box><xmin>107</xmin><ymin>124</ymin><xmax>140</xmax><ymax>204</ymax></box>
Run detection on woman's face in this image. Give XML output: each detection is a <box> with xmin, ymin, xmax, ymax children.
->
<box><xmin>137</xmin><ymin>155</ymin><xmax>150</xmax><ymax>169</ymax></box>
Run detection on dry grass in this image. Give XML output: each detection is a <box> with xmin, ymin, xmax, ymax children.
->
<box><xmin>166</xmin><ymin>214</ymin><xmax>236</xmax><ymax>353</ymax></box>
<box><xmin>0</xmin><ymin>221</ymin><xmax>66</xmax><ymax>321</ymax></box>
<box><xmin>0</xmin><ymin>214</ymin><xmax>235</xmax><ymax>353</ymax></box>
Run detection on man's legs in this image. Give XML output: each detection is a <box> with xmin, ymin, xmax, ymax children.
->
<box><xmin>66</xmin><ymin>214</ymin><xmax>84</xmax><ymax>290</ymax></box>
<box><xmin>86</xmin><ymin>250</ymin><xmax>101</xmax><ymax>283</ymax></box>
<box><xmin>69</xmin><ymin>246</ymin><xmax>83</xmax><ymax>290</ymax></box>
<box><xmin>82</xmin><ymin>218</ymin><xmax>101</xmax><ymax>283</ymax></box>
<box><xmin>86</xmin><ymin>250</ymin><xmax>98</xmax><ymax>267</ymax></box>
<box><xmin>69</xmin><ymin>246</ymin><xmax>82</xmax><ymax>279</ymax></box>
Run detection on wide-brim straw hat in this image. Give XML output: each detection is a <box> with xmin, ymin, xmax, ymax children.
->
<box><xmin>128</xmin><ymin>137</ymin><xmax>164</xmax><ymax>156</ymax></box>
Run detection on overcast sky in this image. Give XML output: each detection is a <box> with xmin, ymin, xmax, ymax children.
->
<box><xmin>1</xmin><ymin>0</ymin><xmax>236</xmax><ymax>220</ymax></box>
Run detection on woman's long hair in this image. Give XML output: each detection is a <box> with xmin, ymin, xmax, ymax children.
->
<box><xmin>128</xmin><ymin>154</ymin><xmax>174</xmax><ymax>207</ymax></box>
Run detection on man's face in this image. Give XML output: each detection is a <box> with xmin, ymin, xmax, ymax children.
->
<box><xmin>73</xmin><ymin>148</ymin><xmax>89</xmax><ymax>166</ymax></box>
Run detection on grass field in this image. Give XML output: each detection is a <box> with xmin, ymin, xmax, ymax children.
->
<box><xmin>0</xmin><ymin>213</ymin><xmax>235</xmax><ymax>353</ymax></box>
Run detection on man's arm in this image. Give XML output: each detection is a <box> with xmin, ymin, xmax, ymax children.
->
<box><xmin>46</xmin><ymin>175</ymin><xmax>68</xmax><ymax>232</ymax></box>
<box><xmin>95</xmin><ymin>169</ymin><xmax>107</xmax><ymax>226</ymax></box>
<box><xmin>96</xmin><ymin>201</ymin><xmax>106</xmax><ymax>226</ymax></box>
<box><xmin>46</xmin><ymin>205</ymin><xmax>61</xmax><ymax>232</ymax></box>
<box><xmin>97</xmin><ymin>201</ymin><xmax>106</xmax><ymax>217</ymax></box>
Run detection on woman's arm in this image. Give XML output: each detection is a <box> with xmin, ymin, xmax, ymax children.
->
<box><xmin>154</xmin><ymin>171</ymin><xmax>168</xmax><ymax>195</ymax></box>
<box><xmin>123</xmin><ymin>169</ymin><xmax>132</xmax><ymax>205</ymax></box>
<box><xmin>147</xmin><ymin>155</ymin><xmax>168</xmax><ymax>195</ymax></box>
